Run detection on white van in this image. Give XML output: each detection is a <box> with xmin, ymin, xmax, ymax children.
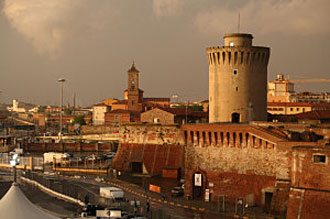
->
<box><xmin>43</xmin><ymin>152</ymin><xmax>70</xmax><ymax>164</ymax></box>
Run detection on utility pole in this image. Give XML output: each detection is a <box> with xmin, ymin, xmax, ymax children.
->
<box><xmin>58</xmin><ymin>78</ymin><xmax>66</xmax><ymax>140</ymax></box>
<box><xmin>185</xmin><ymin>100</ymin><xmax>188</xmax><ymax>124</ymax></box>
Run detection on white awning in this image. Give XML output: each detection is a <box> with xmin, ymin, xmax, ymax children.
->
<box><xmin>0</xmin><ymin>183</ymin><xmax>59</xmax><ymax>219</ymax></box>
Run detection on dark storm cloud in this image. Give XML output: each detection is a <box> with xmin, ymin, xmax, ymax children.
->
<box><xmin>0</xmin><ymin>0</ymin><xmax>329</xmax><ymax>106</ymax></box>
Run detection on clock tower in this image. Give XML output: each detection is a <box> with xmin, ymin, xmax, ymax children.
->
<box><xmin>126</xmin><ymin>62</ymin><xmax>143</xmax><ymax>112</ymax></box>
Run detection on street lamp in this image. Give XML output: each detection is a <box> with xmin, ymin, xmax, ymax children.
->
<box><xmin>58</xmin><ymin>78</ymin><xmax>66</xmax><ymax>140</ymax></box>
<box><xmin>10</xmin><ymin>154</ymin><xmax>20</xmax><ymax>182</ymax></box>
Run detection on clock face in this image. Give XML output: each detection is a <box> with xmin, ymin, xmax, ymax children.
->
<box><xmin>131</xmin><ymin>80</ymin><xmax>135</xmax><ymax>86</ymax></box>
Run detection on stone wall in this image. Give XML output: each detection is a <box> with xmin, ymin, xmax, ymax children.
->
<box><xmin>120</xmin><ymin>124</ymin><xmax>184</xmax><ymax>145</ymax></box>
<box><xmin>69</xmin><ymin>125</ymin><xmax>119</xmax><ymax>134</ymax></box>
<box><xmin>141</xmin><ymin>108</ymin><xmax>174</xmax><ymax>125</ymax></box>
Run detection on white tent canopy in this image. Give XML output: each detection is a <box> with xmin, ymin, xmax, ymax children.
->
<box><xmin>0</xmin><ymin>183</ymin><xmax>59</xmax><ymax>219</ymax></box>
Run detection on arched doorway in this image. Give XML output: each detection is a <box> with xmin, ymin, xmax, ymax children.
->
<box><xmin>231</xmin><ymin>112</ymin><xmax>240</xmax><ymax>123</ymax></box>
<box><xmin>192</xmin><ymin>172</ymin><xmax>203</xmax><ymax>199</ymax></box>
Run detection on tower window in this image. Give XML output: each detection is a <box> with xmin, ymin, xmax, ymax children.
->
<box><xmin>234</xmin><ymin>69</ymin><xmax>238</xmax><ymax>75</ymax></box>
<box><xmin>313</xmin><ymin>154</ymin><xmax>326</xmax><ymax>164</ymax></box>
<box><xmin>236</xmin><ymin>87</ymin><xmax>239</xmax><ymax>92</ymax></box>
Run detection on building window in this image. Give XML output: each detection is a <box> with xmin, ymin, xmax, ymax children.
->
<box><xmin>236</xmin><ymin>87</ymin><xmax>239</xmax><ymax>92</ymax></box>
<box><xmin>297</xmin><ymin>108</ymin><xmax>300</xmax><ymax>111</ymax></box>
<box><xmin>114</xmin><ymin>115</ymin><xmax>120</xmax><ymax>120</ymax></box>
<box><xmin>233</xmin><ymin>69</ymin><xmax>238</xmax><ymax>75</ymax></box>
<box><xmin>290</xmin><ymin>108</ymin><xmax>293</xmax><ymax>111</ymax></box>
<box><xmin>313</xmin><ymin>154</ymin><xmax>327</xmax><ymax>164</ymax></box>
<box><xmin>132</xmin><ymin>100</ymin><xmax>135</xmax><ymax>105</ymax></box>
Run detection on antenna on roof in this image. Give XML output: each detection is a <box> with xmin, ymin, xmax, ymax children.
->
<box><xmin>238</xmin><ymin>13</ymin><xmax>240</xmax><ymax>33</ymax></box>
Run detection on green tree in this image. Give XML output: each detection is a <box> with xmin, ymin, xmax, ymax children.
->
<box><xmin>64</xmin><ymin>108</ymin><xmax>72</xmax><ymax>115</ymax></box>
<box><xmin>38</xmin><ymin>106</ymin><xmax>47</xmax><ymax>113</ymax></box>
<box><xmin>72</xmin><ymin>115</ymin><xmax>86</xmax><ymax>125</ymax></box>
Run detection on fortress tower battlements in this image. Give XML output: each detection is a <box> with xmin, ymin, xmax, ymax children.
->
<box><xmin>207</xmin><ymin>33</ymin><xmax>270</xmax><ymax>123</ymax></box>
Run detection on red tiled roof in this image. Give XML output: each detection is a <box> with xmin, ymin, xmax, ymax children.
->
<box><xmin>112</xmin><ymin>100</ymin><xmax>128</xmax><ymax>105</ymax></box>
<box><xmin>296</xmin><ymin>110</ymin><xmax>330</xmax><ymax>120</ymax></box>
<box><xmin>124</xmin><ymin>88</ymin><xmax>144</xmax><ymax>92</ymax></box>
<box><xmin>267</xmin><ymin>102</ymin><xmax>330</xmax><ymax>107</ymax></box>
<box><xmin>144</xmin><ymin>97</ymin><xmax>170</xmax><ymax>102</ymax></box>
<box><xmin>148</xmin><ymin>107</ymin><xmax>207</xmax><ymax>117</ymax></box>
<box><xmin>93</xmin><ymin>103</ymin><xmax>107</xmax><ymax>107</ymax></box>
<box><xmin>200</xmin><ymin>99</ymin><xmax>209</xmax><ymax>103</ymax></box>
<box><xmin>107</xmin><ymin>109</ymin><xmax>131</xmax><ymax>114</ymax></box>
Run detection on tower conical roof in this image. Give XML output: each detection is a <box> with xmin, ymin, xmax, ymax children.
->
<box><xmin>128</xmin><ymin>62</ymin><xmax>139</xmax><ymax>72</ymax></box>
<box><xmin>0</xmin><ymin>183</ymin><xmax>59</xmax><ymax>219</ymax></box>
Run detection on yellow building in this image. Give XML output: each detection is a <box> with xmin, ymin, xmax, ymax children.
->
<box><xmin>267</xmin><ymin>102</ymin><xmax>330</xmax><ymax>115</ymax></box>
<box><xmin>102</xmin><ymin>98</ymin><xmax>119</xmax><ymax>108</ymax></box>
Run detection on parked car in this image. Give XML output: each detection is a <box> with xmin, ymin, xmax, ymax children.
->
<box><xmin>68</xmin><ymin>157</ymin><xmax>82</xmax><ymax>162</ymax></box>
<box><xmin>81</xmin><ymin>204</ymin><xmax>104</xmax><ymax>217</ymax></box>
<box><xmin>171</xmin><ymin>187</ymin><xmax>184</xmax><ymax>198</ymax></box>
<box><xmin>102</xmin><ymin>152</ymin><xmax>116</xmax><ymax>160</ymax></box>
<box><xmin>85</xmin><ymin>154</ymin><xmax>101</xmax><ymax>161</ymax></box>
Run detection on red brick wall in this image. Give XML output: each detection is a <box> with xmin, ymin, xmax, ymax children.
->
<box><xmin>291</xmin><ymin>146</ymin><xmax>330</xmax><ymax>191</ymax></box>
<box><xmin>287</xmin><ymin>146</ymin><xmax>330</xmax><ymax>219</ymax></box>
<box><xmin>287</xmin><ymin>188</ymin><xmax>330</xmax><ymax>219</ymax></box>
<box><xmin>185</xmin><ymin>169</ymin><xmax>276</xmax><ymax>204</ymax></box>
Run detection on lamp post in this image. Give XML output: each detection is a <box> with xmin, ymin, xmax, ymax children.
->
<box><xmin>10</xmin><ymin>154</ymin><xmax>20</xmax><ymax>182</ymax></box>
<box><xmin>58</xmin><ymin>78</ymin><xmax>66</xmax><ymax>140</ymax></box>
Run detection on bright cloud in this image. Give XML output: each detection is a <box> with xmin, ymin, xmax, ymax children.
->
<box><xmin>152</xmin><ymin>0</ymin><xmax>185</xmax><ymax>16</ymax></box>
<box><xmin>3</xmin><ymin>0</ymin><xmax>119</xmax><ymax>56</ymax></box>
<box><xmin>194</xmin><ymin>0</ymin><xmax>330</xmax><ymax>37</ymax></box>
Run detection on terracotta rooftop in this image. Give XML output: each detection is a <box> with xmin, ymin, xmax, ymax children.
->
<box><xmin>93</xmin><ymin>103</ymin><xmax>107</xmax><ymax>107</ymax></box>
<box><xmin>107</xmin><ymin>109</ymin><xmax>131</xmax><ymax>114</ymax></box>
<box><xmin>144</xmin><ymin>97</ymin><xmax>170</xmax><ymax>102</ymax></box>
<box><xmin>267</xmin><ymin>102</ymin><xmax>330</xmax><ymax>107</ymax></box>
<box><xmin>150</xmin><ymin>107</ymin><xmax>208</xmax><ymax>117</ymax></box>
<box><xmin>296</xmin><ymin>110</ymin><xmax>330</xmax><ymax>120</ymax></box>
<box><xmin>112</xmin><ymin>100</ymin><xmax>128</xmax><ymax>105</ymax></box>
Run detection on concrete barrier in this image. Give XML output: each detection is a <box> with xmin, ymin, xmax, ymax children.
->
<box><xmin>20</xmin><ymin>176</ymin><xmax>85</xmax><ymax>206</ymax></box>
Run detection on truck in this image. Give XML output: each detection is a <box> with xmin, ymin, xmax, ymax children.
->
<box><xmin>100</xmin><ymin>187</ymin><xmax>124</xmax><ymax>201</ymax></box>
<box><xmin>43</xmin><ymin>152</ymin><xmax>70</xmax><ymax>164</ymax></box>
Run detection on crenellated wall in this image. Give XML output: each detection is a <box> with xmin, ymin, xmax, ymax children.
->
<box><xmin>182</xmin><ymin>124</ymin><xmax>291</xmax><ymax>213</ymax></box>
<box><xmin>111</xmin><ymin>122</ymin><xmax>329</xmax><ymax>217</ymax></box>
<box><xmin>207</xmin><ymin>33</ymin><xmax>270</xmax><ymax>123</ymax></box>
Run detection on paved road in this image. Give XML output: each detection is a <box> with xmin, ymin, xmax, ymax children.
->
<box><xmin>60</xmin><ymin>175</ymin><xmax>226</xmax><ymax>219</ymax></box>
<box><xmin>0</xmin><ymin>170</ymin><xmax>80</xmax><ymax>218</ymax></box>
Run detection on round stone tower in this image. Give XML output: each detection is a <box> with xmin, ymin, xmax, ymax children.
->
<box><xmin>207</xmin><ymin>33</ymin><xmax>270</xmax><ymax>123</ymax></box>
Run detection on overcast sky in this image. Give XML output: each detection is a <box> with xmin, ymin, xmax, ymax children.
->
<box><xmin>0</xmin><ymin>0</ymin><xmax>329</xmax><ymax>106</ymax></box>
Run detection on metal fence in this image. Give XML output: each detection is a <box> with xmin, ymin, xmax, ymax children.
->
<box><xmin>0</xmin><ymin>154</ymin><xmax>43</xmax><ymax>171</ymax></box>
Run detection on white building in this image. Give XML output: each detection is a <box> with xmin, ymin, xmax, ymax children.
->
<box><xmin>92</xmin><ymin>103</ymin><xmax>110</xmax><ymax>125</ymax></box>
<box><xmin>7</xmin><ymin>99</ymin><xmax>26</xmax><ymax>113</ymax></box>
